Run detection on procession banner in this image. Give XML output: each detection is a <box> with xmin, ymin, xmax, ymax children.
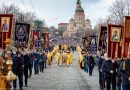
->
<box><xmin>0</xmin><ymin>14</ymin><xmax>13</xmax><ymax>49</ymax></box>
<box><xmin>14</xmin><ymin>23</ymin><xmax>30</xmax><ymax>48</ymax></box>
<box><xmin>0</xmin><ymin>33</ymin><xmax>2</xmax><ymax>48</ymax></box>
<box><xmin>123</xmin><ymin>16</ymin><xmax>130</xmax><ymax>58</ymax></box>
<box><xmin>107</xmin><ymin>24</ymin><xmax>122</xmax><ymax>59</ymax></box>
<box><xmin>35</xmin><ymin>40</ymin><xmax>41</xmax><ymax>49</ymax></box>
<box><xmin>88</xmin><ymin>36</ymin><xmax>97</xmax><ymax>54</ymax></box>
<box><xmin>97</xmin><ymin>25</ymin><xmax>107</xmax><ymax>55</ymax></box>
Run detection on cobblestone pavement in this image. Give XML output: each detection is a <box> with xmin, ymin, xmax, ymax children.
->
<box><xmin>15</xmin><ymin>52</ymin><xmax>100</xmax><ymax>90</ymax></box>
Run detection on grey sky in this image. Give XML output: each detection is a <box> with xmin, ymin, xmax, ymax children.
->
<box><xmin>2</xmin><ymin>0</ymin><xmax>115</xmax><ymax>28</ymax></box>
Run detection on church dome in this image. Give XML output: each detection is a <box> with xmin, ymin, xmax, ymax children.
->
<box><xmin>86</xmin><ymin>19</ymin><xmax>90</xmax><ymax>22</ymax></box>
<box><xmin>75</xmin><ymin>7</ymin><xmax>84</xmax><ymax>13</ymax></box>
<box><xmin>70</xmin><ymin>18</ymin><xmax>74</xmax><ymax>22</ymax></box>
<box><xmin>75</xmin><ymin>0</ymin><xmax>84</xmax><ymax>13</ymax></box>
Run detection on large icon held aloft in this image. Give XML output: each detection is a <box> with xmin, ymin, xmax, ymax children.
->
<box><xmin>14</xmin><ymin>23</ymin><xmax>30</xmax><ymax>48</ymax></box>
<box><xmin>1</xmin><ymin>17</ymin><xmax>10</xmax><ymax>32</ymax></box>
<box><xmin>111</xmin><ymin>27</ymin><xmax>121</xmax><ymax>42</ymax></box>
<box><xmin>0</xmin><ymin>14</ymin><xmax>13</xmax><ymax>49</ymax></box>
<box><xmin>98</xmin><ymin>25</ymin><xmax>107</xmax><ymax>55</ymax></box>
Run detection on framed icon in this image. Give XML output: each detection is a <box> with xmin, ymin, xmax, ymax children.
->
<box><xmin>111</xmin><ymin>27</ymin><xmax>121</xmax><ymax>42</ymax></box>
<box><xmin>1</xmin><ymin>17</ymin><xmax>10</xmax><ymax>32</ymax></box>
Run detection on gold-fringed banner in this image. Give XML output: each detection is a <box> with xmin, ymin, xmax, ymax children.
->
<box><xmin>0</xmin><ymin>14</ymin><xmax>13</xmax><ymax>49</ymax></box>
<box><xmin>107</xmin><ymin>24</ymin><xmax>122</xmax><ymax>59</ymax></box>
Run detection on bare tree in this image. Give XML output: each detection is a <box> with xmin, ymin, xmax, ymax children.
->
<box><xmin>0</xmin><ymin>2</ymin><xmax>20</xmax><ymax>14</ymax></box>
<box><xmin>0</xmin><ymin>2</ymin><xmax>36</xmax><ymax>23</ymax></box>
<box><xmin>23</xmin><ymin>12</ymin><xmax>35</xmax><ymax>23</ymax></box>
<box><xmin>109</xmin><ymin>0</ymin><xmax>130</xmax><ymax>24</ymax></box>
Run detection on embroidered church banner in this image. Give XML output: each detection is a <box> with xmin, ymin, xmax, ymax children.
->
<box><xmin>0</xmin><ymin>14</ymin><xmax>13</xmax><ymax>49</ymax></box>
<box><xmin>111</xmin><ymin>27</ymin><xmax>121</xmax><ymax>42</ymax></box>
<box><xmin>122</xmin><ymin>16</ymin><xmax>130</xmax><ymax>58</ymax></box>
<box><xmin>124</xmin><ymin>16</ymin><xmax>130</xmax><ymax>41</ymax></box>
<box><xmin>98</xmin><ymin>26</ymin><xmax>107</xmax><ymax>54</ymax></box>
<box><xmin>107</xmin><ymin>24</ymin><xmax>122</xmax><ymax>59</ymax></box>
<box><xmin>88</xmin><ymin>35</ymin><xmax>97</xmax><ymax>54</ymax></box>
<box><xmin>14</xmin><ymin>23</ymin><xmax>30</xmax><ymax>48</ymax></box>
<box><xmin>1</xmin><ymin>17</ymin><xmax>10</xmax><ymax>32</ymax></box>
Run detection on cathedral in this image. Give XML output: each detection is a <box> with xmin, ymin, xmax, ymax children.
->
<box><xmin>63</xmin><ymin>0</ymin><xmax>92</xmax><ymax>37</ymax></box>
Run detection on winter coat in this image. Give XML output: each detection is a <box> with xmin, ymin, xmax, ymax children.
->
<box><xmin>101</xmin><ymin>60</ymin><xmax>117</xmax><ymax>78</ymax></box>
<box><xmin>118</xmin><ymin>59</ymin><xmax>130</xmax><ymax>84</ymax></box>
<box><xmin>12</xmin><ymin>56</ymin><xmax>24</xmax><ymax>75</ymax></box>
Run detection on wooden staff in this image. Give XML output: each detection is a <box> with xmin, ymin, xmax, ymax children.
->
<box><xmin>2</xmin><ymin>33</ymin><xmax>4</xmax><ymax>49</ymax></box>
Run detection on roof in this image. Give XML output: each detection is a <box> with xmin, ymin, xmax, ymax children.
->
<box><xmin>75</xmin><ymin>7</ymin><xmax>84</xmax><ymax>13</ymax></box>
<box><xmin>58</xmin><ymin>23</ymin><xmax>68</xmax><ymax>25</ymax></box>
<box><xmin>70</xmin><ymin>18</ymin><xmax>74</xmax><ymax>22</ymax></box>
<box><xmin>86</xmin><ymin>19</ymin><xmax>90</xmax><ymax>22</ymax></box>
<box><xmin>75</xmin><ymin>0</ymin><xmax>84</xmax><ymax>13</ymax></box>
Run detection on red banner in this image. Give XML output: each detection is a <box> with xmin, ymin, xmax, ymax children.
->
<box><xmin>0</xmin><ymin>14</ymin><xmax>13</xmax><ymax>49</ymax></box>
<box><xmin>123</xmin><ymin>16</ymin><xmax>130</xmax><ymax>58</ymax></box>
<box><xmin>107</xmin><ymin>24</ymin><xmax>122</xmax><ymax>59</ymax></box>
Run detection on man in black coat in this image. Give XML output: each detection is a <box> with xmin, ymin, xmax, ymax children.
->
<box><xmin>23</xmin><ymin>52</ymin><xmax>30</xmax><ymax>87</ymax></box>
<box><xmin>101</xmin><ymin>57</ymin><xmax>117</xmax><ymax>90</ymax></box>
<box><xmin>84</xmin><ymin>54</ymin><xmax>89</xmax><ymax>73</ymax></box>
<box><xmin>88</xmin><ymin>55</ymin><xmax>95</xmax><ymax>76</ymax></box>
<box><xmin>12</xmin><ymin>51</ymin><xmax>24</xmax><ymax>90</ymax></box>
<box><xmin>40</xmin><ymin>52</ymin><xmax>47</xmax><ymax>72</ymax></box>
<box><xmin>28</xmin><ymin>53</ymin><xmax>33</xmax><ymax>78</ymax></box>
<box><xmin>96</xmin><ymin>55</ymin><xmax>105</xmax><ymax>89</ymax></box>
<box><xmin>118</xmin><ymin>58</ymin><xmax>130</xmax><ymax>90</ymax></box>
<box><xmin>116</xmin><ymin>58</ymin><xmax>123</xmax><ymax>90</ymax></box>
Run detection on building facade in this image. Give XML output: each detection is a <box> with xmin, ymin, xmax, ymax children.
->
<box><xmin>63</xmin><ymin>0</ymin><xmax>92</xmax><ymax>37</ymax></box>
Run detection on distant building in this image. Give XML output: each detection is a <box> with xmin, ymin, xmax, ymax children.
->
<box><xmin>58</xmin><ymin>23</ymin><xmax>68</xmax><ymax>31</ymax></box>
<box><xmin>49</xmin><ymin>26</ymin><xmax>56</xmax><ymax>38</ymax></box>
<box><xmin>63</xmin><ymin>0</ymin><xmax>92</xmax><ymax>37</ymax></box>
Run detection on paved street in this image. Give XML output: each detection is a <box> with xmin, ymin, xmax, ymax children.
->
<box><xmin>21</xmin><ymin>52</ymin><xmax>100</xmax><ymax>90</ymax></box>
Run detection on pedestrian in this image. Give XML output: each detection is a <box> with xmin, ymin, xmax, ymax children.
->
<box><xmin>118</xmin><ymin>57</ymin><xmax>130</xmax><ymax>90</ymax></box>
<box><xmin>116</xmin><ymin>58</ymin><xmax>123</xmax><ymax>90</ymax></box>
<box><xmin>96</xmin><ymin>55</ymin><xmax>105</xmax><ymax>90</ymax></box>
<box><xmin>78</xmin><ymin>51</ymin><xmax>85</xmax><ymax>69</ymax></box>
<box><xmin>28</xmin><ymin>53</ymin><xmax>34</xmax><ymax>78</ymax></box>
<box><xmin>101</xmin><ymin>53</ymin><xmax>117</xmax><ymax>90</ymax></box>
<box><xmin>87</xmin><ymin>55</ymin><xmax>95</xmax><ymax>76</ymax></box>
<box><xmin>58</xmin><ymin>51</ymin><xmax>63</xmax><ymax>66</ymax></box>
<box><xmin>11</xmin><ymin>50</ymin><xmax>15</xmax><ymax>59</ymax></box>
<box><xmin>47</xmin><ymin>51</ymin><xmax>52</xmax><ymax>65</ymax></box>
<box><xmin>66</xmin><ymin>51</ymin><xmax>72</xmax><ymax>67</ymax></box>
<box><xmin>23</xmin><ymin>51</ymin><xmax>30</xmax><ymax>87</ymax></box>
<box><xmin>33</xmin><ymin>52</ymin><xmax>39</xmax><ymax>74</ymax></box>
<box><xmin>12</xmin><ymin>51</ymin><xmax>24</xmax><ymax>90</ymax></box>
<box><xmin>44</xmin><ymin>52</ymin><xmax>47</xmax><ymax>68</ymax></box>
<box><xmin>84</xmin><ymin>54</ymin><xmax>89</xmax><ymax>73</ymax></box>
<box><xmin>40</xmin><ymin>52</ymin><xmax>47</xmax><ymax>72</ymax></box>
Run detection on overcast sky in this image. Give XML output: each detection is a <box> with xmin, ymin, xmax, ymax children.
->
<box><xmin>1</xmin><ymin>0</ymin><xmax>115</xmax><ymax>28</ymax></box>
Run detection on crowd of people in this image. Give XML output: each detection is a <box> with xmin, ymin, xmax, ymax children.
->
<box><xmin>78</xmin><ymin>49</ymin><xmax>130</xmax><ymax>90</ymax></box>
<box><xmin>54</xmin><ymin>44</ymin><xmax>74</xmax><ymax>67</ymax></box>
<box><xmin>77</xmin><ymin>44</ymin><xmax>130</xmax><ymax>90</ymax></box>
<box><xmin>1</xmin><ymin>46</ymin><xmax>55</xmax><ymax>90</ymax></box>
<box><xmin>77</xmin><ymin>46</ymin><xmax>95</xmax><ymax>76</ymax></box>
<box><xmin>1</xmin><ymin>44</ymin><xmax>130</xmax><ymax>90</ymax></box>
<box><xmin>95</xmin><ymin>53</ymin><xmax>130</xmax><ymax>90</ymax></box>
<box><xmin>0</xmin><ymin>44</ymin><xmax>76</xmax><ymax>90</ymax></box>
